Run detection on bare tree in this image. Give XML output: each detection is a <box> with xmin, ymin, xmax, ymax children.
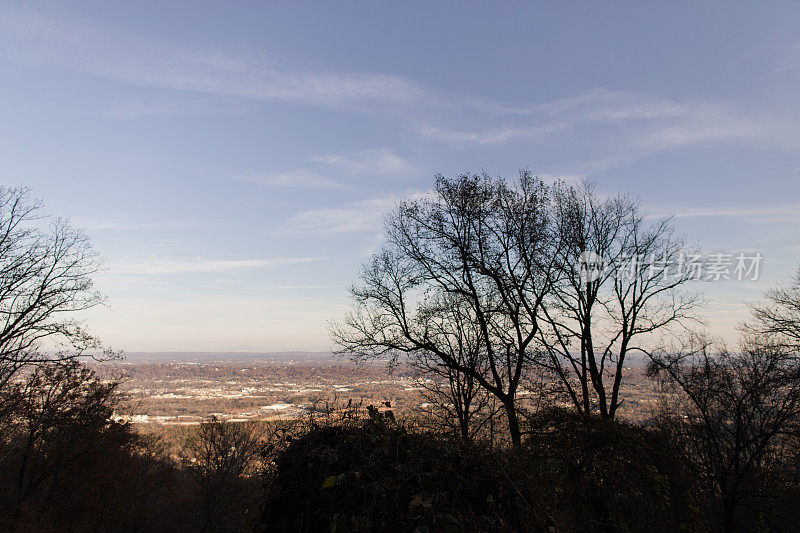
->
<box><xmin>539</xmin><ymin>180</ymin><xmax>698</xmax><ymax>418</ymax></box>
<box><xmin>407</xmin><ymin>292</ymin><xmax>495</xmax><ymax>440</ymax></box>
<box><xmin>184</xmin><ymin>417</ymin><xmax>265</xmax><ymax>531</ymax></box>
<box><xmin>648</xmin><ymin>331</ymin><xmax>800</xmax><ymax>532</ymax></box>
<box><xmin>0</xmin><ymin>361</ymin><xmax>125</xmax><ymax>525</ymax></box>
<box><xmin>332</xmin><ymin>172</ymin><xmax>554</xmax><ymax>446</ymax></box>
<box><xmin>412</xmin><ymin>368</ymin><xmax>495</xmax><ymax>442</ymax></box>
<box><xmin>0</xmin><ymin>187</ymin><xmax>105</xmax><ymax>390</ymax></box>
<box><xmin>748</xmin><ymin>266</ymin><xmax>800</xmax><ymax>350</ymax></box>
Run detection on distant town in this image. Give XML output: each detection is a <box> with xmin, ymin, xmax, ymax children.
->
<box><xmin>98</xmin><ymin>353</ymin><xmax>657</xmax><ymax>427</ymax></box>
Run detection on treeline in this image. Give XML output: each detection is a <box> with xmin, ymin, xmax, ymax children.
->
<box><xmin>2</xmin><ymin>370</ymin><xmax>799</xmax><ymax>531</ymax></box>
<box><xmin>0</xmin><ymin>180</ymin><xmax>799</xmax><ymax>531</ymax></box>
<box><xmin>0</xmin><ymin>359</ymin><xmax>278</xmax><ymax>531</ymax></box>
<box><xmin>327</xmin><ymin>173</ymin><xmax>800</xmax><ymax>531</ymax></box>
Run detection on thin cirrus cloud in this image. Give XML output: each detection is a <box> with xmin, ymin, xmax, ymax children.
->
<box><xmin>240</xmin><ymin>148</ymin><xmax>416</xmax><ymax>190</ymax></box>
<box><xmin>110</xmin><ymin>256</ymin><xmax>319</xmax><ymax>276</ymax></box>
<box><xmin>0</xmin><ymin>11</ymin><xmax>431</xmax><ymax>110</ymax></box>
<box><xmin>416</xmin><ymin>88</ymin><xmax>684</xmax><ymax>145</ymax></box>
<box><xmin>74</xmin><ymin>217</ymin><xmax>228</xmax><ymax>232</ymax></box>
<box><xmin>310</xmin><ymin>147</ymin><xmax>417</xmax><ymax>177</ymax></box>
<box><xmin>284</xmin><ymin>197</ymin><xmax>401</xmax><ymax>234</ymax></box>
<box><xmin>283</xmin><ymin>192</ymin><xmax>429</xmax><ymax>234</ymax></box>
<box><xmin>418</xmin><ymin>89</ymin><xmax>773</xmax><ymax>149</ymax></box>
<box><xmin>102</xmin><ymin>96</ymin><xmax>260</xmax><ymax>119</ymax></box>
<box><xmin>237</xmin><ymin>169</ymin><xmax>345</xmax><ymax>190</ymax></box>
<box><xmin>770</xmin><ymin>61</ymin><xmax>800</xmax><ymax>75</ymax></box>
<box><xmin>415</xmin><ymin>88</ymin><xmax>800</xmax><ymax>175</ymax></box>
<box><xmin>4</xmin><ymin>10</ymin><xmax>799</xmax><ymax>176</ymax></box>
<box><xmin>651</xmin><ymin>204</ymin><xmax>800</xmax><ymax>222</ymax></box>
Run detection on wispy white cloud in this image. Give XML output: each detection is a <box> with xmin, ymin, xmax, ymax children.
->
<box><xmin>261</xmin><ymin>284</ymin><xmax>339</xmax><ymax>290</ymax></box>
<box><xmin>769</xmin><ymin>61</ymin><xmax>800</xmax><ymax>75</ymax></box>
<box><xmin>418</xmin><ymin>89</ymin><xmax>774</xmax><ymax>154</ymax></box>
<box><xmin>649</xmin><ymin>203</ymin><xmax>800</xmax><ymax>222</ymax></box>
<box><xmin>501</xmin><ymin>87</ymin><xmax>686</xmax><ymax>120</ymax></box>
<box><xmin>0</xmin><ymin>11</ymin><xmax>430</xmax><ymax>109</ymax></box>
<box><xmin>3</xmin><ymin>11</ymin><xmax>799</xmax><ymax>175</ymax></box>
<box><xmin>236</xmin><ymin>169</ymin><xmax>345</xmax><ymax>189</ymax></box>
<box><xmin>416</xmin><ymin>87</ymin><xmax>800</xmax><ymax>175</ymax></box>
<box><xmin>74</xmin><ymin>217</ymin><xmax>227</xmax><ymax>232</ymax></box>
<box><xmin>111</xmin><ymin>256</ymin><xmax>319</xmax><ymax>275</ymax></box>
<box><xmin>283</xmin><ymin>192</ymin><xmax>429</xmax><ymax>234</ymax></box>
<box><xmin>756</xmin><ymin>41</ymin><xmax>800</xmax><ymax>76</ymax></box>
<box><xmin>284</xmin><ymin>197</ymin><xmax>399</xmax><ymax>234</ymax></box>
<box><xmin>310</xmin><ymin>147</ymin><xmax>417</xmax><ymax>177</ymax></box>
<box><xmin>241</xmin><ymin>148</ymin><xmax>416</xmax><ymax>191</ymax></box>
<box><xmin>102</xmin><ymin>97</ymin><xmax>258</xmax><ymax>119</ymax></box>
<box><xmin>418</xmin><ymin>122</ymin><xmax>571</xmax><ymax>145</ymax></box>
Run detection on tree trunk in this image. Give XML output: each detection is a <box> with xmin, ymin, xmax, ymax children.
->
<box><xmin>721</xmin><ymin>492</ymin><xmax>737</xmax><ymax>533</ymax></box>
<box><xmin>489</xmin><ymin>406</ymin><xmax>495</xmax><ymax>447</ymax></box>
<box><xmin>459</xmin><ymin>414</ymin><xmax>470</xmax><ymax>441</ymax></box>
<box><xmin>503</xmin><ymin>398</ymin><xmax>521</xmax><ymax>447</ymax></box>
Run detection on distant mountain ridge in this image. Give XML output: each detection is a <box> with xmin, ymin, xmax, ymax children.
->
<box><xmin>119</xmin><ymin>351</ymin><xmax>338</xmax><ymax>363</ymax></box>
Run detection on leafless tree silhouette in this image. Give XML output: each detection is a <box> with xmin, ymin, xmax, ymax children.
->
<box><xmin>332</xmin><ymin>172</ymin><xmax>554</xmax><ymax>446</ymax></box>
<box><xmin>748</xmin><ymin>266</ymin><xmax>800</xmax><ymax>350</ymax></box>
<box><xmin>0</xmin><ymin>187</ymin><xmax>105</xmax><ymax>390</ymax></box>
<box><xmin>184</xmin><ymin>417</ymin><xmax>265</xmax><ymax>531</ymax></box>
<box><xmin>648</xmin><ymin>329</ymin><xmax>800</xmax><ymax>532</ymax></box>
<box><xmin>0</xmin><ymin>361</ymin><xmax>125</xmax><ymax>524</ymax></box>
<box><xmin>540</xmin><ymin>179</ymin><xmax>698</xmax><ymax>418</ymax></box>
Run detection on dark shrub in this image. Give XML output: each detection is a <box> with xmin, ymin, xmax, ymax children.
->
<box><xmin>524</xmin><ymin>408</ymin><xmax>706</xmax><ymax>532</ymax></box>
<box><xmin>261</xmin><ymin>407</ymin><xmax>703</xmax><ymax>532</ymax></box>
<box><xmin>261</xmin><ymin>415</ymin><xmax>540</xmax><ymax>532</ymax></box>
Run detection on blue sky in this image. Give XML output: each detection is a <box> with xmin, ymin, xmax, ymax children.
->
<box><xmin>1</xmin><ymin>2</ymin><xmax>799</xmax><ymax>351</ymax></box>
